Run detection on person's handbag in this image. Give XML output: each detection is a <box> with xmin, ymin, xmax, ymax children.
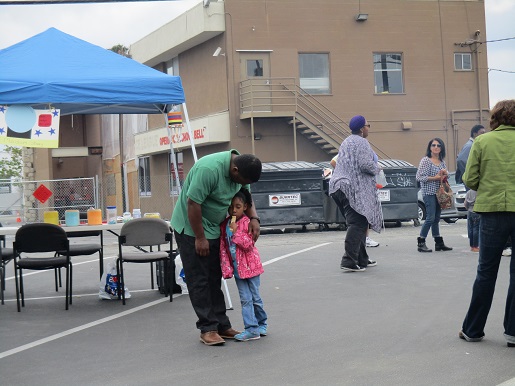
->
<box><xmin>436</xmin><ymin>177</ymin><xmax>453</xmax><ymax>209</ymax></box>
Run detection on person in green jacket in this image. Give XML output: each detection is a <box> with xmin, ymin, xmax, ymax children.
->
<box><xmin>459</xmin><ymin>99</ymin><xmax>515</xmax><ymax>348</ymax></box>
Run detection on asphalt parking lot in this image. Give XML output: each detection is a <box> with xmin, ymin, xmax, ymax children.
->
<box><xmin>1</xmin><ymin>220</ymin><xmax>514</xmax><ymax>386</ymax></box>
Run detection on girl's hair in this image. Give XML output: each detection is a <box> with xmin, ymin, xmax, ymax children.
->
<box><xmin>424</xmin><ymin>137</ymin><xmax>446</xmax><ymax>161</ymax></box>
<box><xmin>233</xmin><ymin>188</ymin><xmax>253</xmax><ymax>208</ymax></box>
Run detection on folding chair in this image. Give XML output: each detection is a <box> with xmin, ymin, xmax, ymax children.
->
<box><xmin>55</xmin><ymin>230</ymin><xmax>103</xmax><ymax>286</ymax></box>
<box><xmin>14</xmin><ymin>223</ymin><xmax>72</xmax><ymax>311</ymax></box>
<box><xmin>117</xmin><ymin>218</ymin><xmax>173</xmax><ymax>305</ymax></box>
<box><xmin>1</xmin><ymin>243</ymin><xmax>14</xmax><ymax>305</ymax></box>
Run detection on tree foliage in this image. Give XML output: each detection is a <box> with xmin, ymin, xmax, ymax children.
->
<box><xmin>0</xmin><ymin>146</ymin><xmax>23</xmax><ymax>179</ymax></box>
<box><xmin>109</xmin><ymin>44</ymin><xmax>132</xmax><ymax>59</ymax></box>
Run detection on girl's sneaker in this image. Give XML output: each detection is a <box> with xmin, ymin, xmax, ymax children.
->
<box><xmin>258</xmin><ymin>325</ymin><xmax>268</xmax><ymax>336</ymax></box>
<box><xmin>235</xmin><ymin>330</ymin><xmax>260</xmax><ymax>341</ymax></box>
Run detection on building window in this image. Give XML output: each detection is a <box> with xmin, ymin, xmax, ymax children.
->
<box><xmin>454</xmin><ymin>53</ymin><xmax>472</xmax><ymax>71</ymax></box>
<box><xmin>247</xmin><ymin>60</ymin><xmax>263</xmax><ymax>77</ymax></box>
<box><xmin>373</xmin><ymin>53</ymin><xmax>404</xmax><ymax>94</ymax></box>
<box><xmin>169</xmin><ymin>152</ymin><xmax>184</xmax><ymax>196</ymax></box>
<box><xmin>299</xmin><ymin>53</ymin><xmax>330</xmax><ymax>94</ymax></box>
<box><xmin>138</xmin><ymin>157</ymin><xmax>151</xmax><ymax>196</ymax></box>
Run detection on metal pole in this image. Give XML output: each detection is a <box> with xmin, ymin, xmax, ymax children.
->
<box><xmin>118</xmin><ymin>114</ymin><xmax>127</xmax><ymax>213</ymax></box>
<box><xmin>165</xmin><ymin>111</ymin><xmax>182</xmax><ymax>194</ymax></box>
<box><xmin>181</xmin><ymin>103</ymin><xmax>198</xmax><ymax>162</ymax></box>
<box><xmin>251</xmin><ymin>116</ymin><xmax>255</xmax><ymax>155</ymax></box>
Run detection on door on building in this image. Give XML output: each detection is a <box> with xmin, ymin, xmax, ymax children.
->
<box><xmin>239</xmin><ymin>52</ymin><xmax>271</xmax><ymax>113</ymax></box>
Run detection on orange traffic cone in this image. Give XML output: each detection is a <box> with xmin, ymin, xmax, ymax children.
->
<box><xmin>16</xmin><ymin>211</ymin><xmax>21</xmax><ymax>223</ymax></box>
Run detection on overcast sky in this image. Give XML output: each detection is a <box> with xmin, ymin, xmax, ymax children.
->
<box><xmin>0</xmin><ymin>0</ymin><xmax>513</xmax><ymax>108</ymax></box>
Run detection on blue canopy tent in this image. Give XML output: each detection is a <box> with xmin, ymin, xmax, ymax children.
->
<box><xmin>0</xmin><ymin>27</ymin><xmax>195</xmax><ymax>189</ymax></box>
<box><xmin>0</xmin><ymin>27</ymin><xmax>185</xmax><ymax>115</ymax></box>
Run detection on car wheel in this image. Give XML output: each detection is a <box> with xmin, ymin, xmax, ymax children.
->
<box><xmin>418</xmin><ymin>202</ymin><xmax>426</xmax><ymax>222</ymax></box>
<box><xmin>444</xmin><ymin>218</ymin><xmax>458</xmax><ymax>224</ymax></box>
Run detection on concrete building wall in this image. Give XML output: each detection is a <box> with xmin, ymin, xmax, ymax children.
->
<box><xmin>131</xmin><ymin>0</ymin><xmax>486</xmax><ymax>174</ymax></box>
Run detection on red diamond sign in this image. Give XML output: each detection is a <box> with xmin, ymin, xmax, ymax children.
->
<box><xmin>33</xmin><ymin>184</ymin><xmax>53</xmax><ymax>204</ymax></box>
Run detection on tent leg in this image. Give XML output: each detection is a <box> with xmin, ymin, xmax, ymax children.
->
<box><xmin>182</xmin><ymin>103</ymin><xmax>197</xmax><ymax>162</ymax></box>
<box><xmin>223</xmin><ymin>278</ymin><xmax>233</xmax><ymax>310</ymax></box>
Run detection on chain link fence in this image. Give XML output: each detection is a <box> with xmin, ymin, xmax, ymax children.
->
<box><xmin>0</xmin><ymin>178</ymin><xmax>23</xmax><ymax>218</ymax></box>
<box><xmin>16</xmin><ymin>177</ymin><xmax>99</xmax><ymax>223</ymax></box>
<box><xmin>1</xmin><ymin>173</ymin><xmax>179</xmax><ymax>225</ymax></box>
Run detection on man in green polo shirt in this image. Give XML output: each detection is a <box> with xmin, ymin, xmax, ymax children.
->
<box><xmin>171</xmin><ymin>150</ymin><xmax>262</xmax><ymax>346</ymax></box>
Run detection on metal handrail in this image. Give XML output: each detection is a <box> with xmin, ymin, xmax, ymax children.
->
<box><xmin>240</xmin><ymin>78</ymin><xmax>390</xmax><ymax>158</ymax></box>
<box><xmin>240</xmin><ymin>78</ymin><xmax>349</xmax><ymax>148</ymax></box>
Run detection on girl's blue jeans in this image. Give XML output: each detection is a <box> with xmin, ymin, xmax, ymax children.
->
<box><xmin>234</xmin><ymin>275</ymin><xmax>267</xmax><ymax>334</ymax></box>
<box><xmin>420</xmin><ymin>194</ymin><xmax>441</xmax><ymax>239</ymax></box>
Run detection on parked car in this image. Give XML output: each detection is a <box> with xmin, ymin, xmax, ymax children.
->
<box><xmin>417</xmin><ymin>172</ymin><xmax>467</xmax><ymax>224</ymax></box>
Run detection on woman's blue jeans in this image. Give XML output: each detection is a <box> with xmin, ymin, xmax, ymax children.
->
<box><xmin>235</xmin><ymin>275</ymin><xmax>267</xmax><ymax>334</ymax></box>
<box><xmin>462</xmin><ymin>212</ymin><xmax>515</xmax><ymax>344</ymax></box>
<box><xmin>467</xmin><ymin>211</ymin><xmax>481</xmax><ymax>248</ymax></box>
<box><xmin>420</xmin><ymin>194</ymin><xmax>441</xmax><ymax>239</ymax></box>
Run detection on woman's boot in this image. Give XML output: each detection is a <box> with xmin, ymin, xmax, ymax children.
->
<box><xmin>435</xmin><ymin>236</ymin><xmax>453</xmax><ymax>251</ymax></box>
<box><xmin>417</xmin><ymin>237</ymin><xmax>432</xmax><ymax>252</ymax></box>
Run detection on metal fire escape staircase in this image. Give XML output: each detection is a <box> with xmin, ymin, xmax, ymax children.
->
<box><xmin>239</xmin><ymin>78</ymin><xmax>351</xmax><ymax>156</ymax></box>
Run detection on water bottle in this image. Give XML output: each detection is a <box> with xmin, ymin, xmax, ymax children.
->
<box><xmin>106</xmin><ymin>206</ymin><xmax>117</xmax><ymax>224</ymax></box>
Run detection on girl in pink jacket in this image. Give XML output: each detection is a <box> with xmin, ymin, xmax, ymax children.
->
<box><xmin>220</xmin><ymin>189</ymin><xmax>267</xmax><ymax>341</ymax></box>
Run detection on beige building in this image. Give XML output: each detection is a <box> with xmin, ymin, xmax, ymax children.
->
<box><xmin>131</xmin><ymin>0</ymin><xmax>489</xmax><ymax>169</ymax></box>
<box><xmin>30</xmin><ymin>0</ymin><xmax>489</xmax><ymax>219</ymax></box>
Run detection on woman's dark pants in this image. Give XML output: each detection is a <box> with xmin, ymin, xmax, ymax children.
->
<box><xmin>331</xmin><ymin>190</ymin><xmax>369</xmax><ymax>268</ymax></box>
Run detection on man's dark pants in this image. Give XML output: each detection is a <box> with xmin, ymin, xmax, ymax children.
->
<box><xmin>174</xmin><ymin>231</ymin><xmax>232</xmax><ymax>333</ymax></box>
<box><xmin>331</xmin><ymin>190</ymin><xmax>369</xmax><ymax>268</ymax></box>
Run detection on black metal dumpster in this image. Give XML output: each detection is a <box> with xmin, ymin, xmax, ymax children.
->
<box><xmin>313</xmin><ymin>159</ymin><xmax>418</xmax><ymax>227</ymax></box>
<box><xmin>250</xmin><ymin>161</ymin><xmax>325</xmax><ymax>227</ymax></box>
<box><xmin>377</xmin><ymin>159</ymin><xmax>418</xmax><ymax>223</ymax></box>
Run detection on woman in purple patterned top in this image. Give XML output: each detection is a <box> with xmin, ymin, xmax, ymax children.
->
<box><xmin>329</xmin><ymin>115</ymin><xmax>382</xmax><ymax>272</ymax></box>
<box><xmin>415</xmin><ymin>138</ymin><xmax>453</xmax><ymax>253</ymax></box>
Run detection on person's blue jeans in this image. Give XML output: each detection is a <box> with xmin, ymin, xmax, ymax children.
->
<box><xmin>235</xmin><ymin>275</ymin><xmax>267</xmax><ymax>334</ymax></box>
<box><xmin>462</xmin><ymin>212</ymin><xmax>515</xmax><ymax>344</ymax></box>
<box><xmin>420</xmin><ymin>194</ymin><xmax>441</xmax><ymax>239</ymax></box>
<box><xmin>467</xmin><ymin>211</ymin><xmax>481</xmax><ymax>248</ymax></box>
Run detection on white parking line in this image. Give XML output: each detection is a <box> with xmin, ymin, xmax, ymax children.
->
<box><xmin>0</xmin><ymin>297</ymin><xmax>174</xmax><ymax>359</ymax></box>
<box><xmin>0</xmin><ymin>242</ymin><xmax>332</xmax><ymax>360</ymax></box>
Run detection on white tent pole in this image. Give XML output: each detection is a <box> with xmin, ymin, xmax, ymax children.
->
<box><xmin>182</xmin><ymin>103</ymin><xmax>197</xmax><ymax>162</ymax></box>
<box><xmin>165</xmin><ymin>112</ymin><xmax>182</xmax><ymax>194</ymax></box>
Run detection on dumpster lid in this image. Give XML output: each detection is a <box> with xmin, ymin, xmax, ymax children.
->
<box><xmin>377</xmin><ymin>159</ymin><xmax>416</xmax><ymax>169</ymax></box>
<box><xmin>262</xmin><ymin>161</ymin><xmax>323</xmax><ymax>172</ymax></box>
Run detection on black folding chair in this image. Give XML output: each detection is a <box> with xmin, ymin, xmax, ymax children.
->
<box><xmin>1</xmin><ymin>243</ymin><xmax>14</xmax><ymax>305</ymax></box>
<box><xmin>116</xmin><ymin>218</ymin><xmax>173</xmax><ymax>305</ymax></box>
<box><xmin>14</xmin><ymin>223</ymin><xmax>72</xmax><ymax>311</ymax></box>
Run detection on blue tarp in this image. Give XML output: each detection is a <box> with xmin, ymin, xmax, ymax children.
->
<box><xmin>0</xmin><ymin>28</ymin><xmax>185</xmax><ymax>115</ymax></box>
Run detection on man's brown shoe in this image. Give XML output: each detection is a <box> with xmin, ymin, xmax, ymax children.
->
<box><xmin>219</xmin><ymin>328</ymin><xmax>241</xmax><ymax>339</ymax></box>
<box><xmin>200</xmin><ymin>331</ymin><xmax>225</xmax><ymax>346</ymax></box>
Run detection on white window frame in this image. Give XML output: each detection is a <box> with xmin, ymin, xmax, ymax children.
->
<box><xmin>373</xmin><ymin>53</ymin><xmax>404</xmax><ymax>94</ymax></box>
<box><xmin>138</xmin><ymin>156</ymin><xmax>151</xmax><ymax>196</ymax></box>
<box><xmin>454</xmin><ymin>53</ymin><xmax>472</xmax><ymax>71</ymax></box>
